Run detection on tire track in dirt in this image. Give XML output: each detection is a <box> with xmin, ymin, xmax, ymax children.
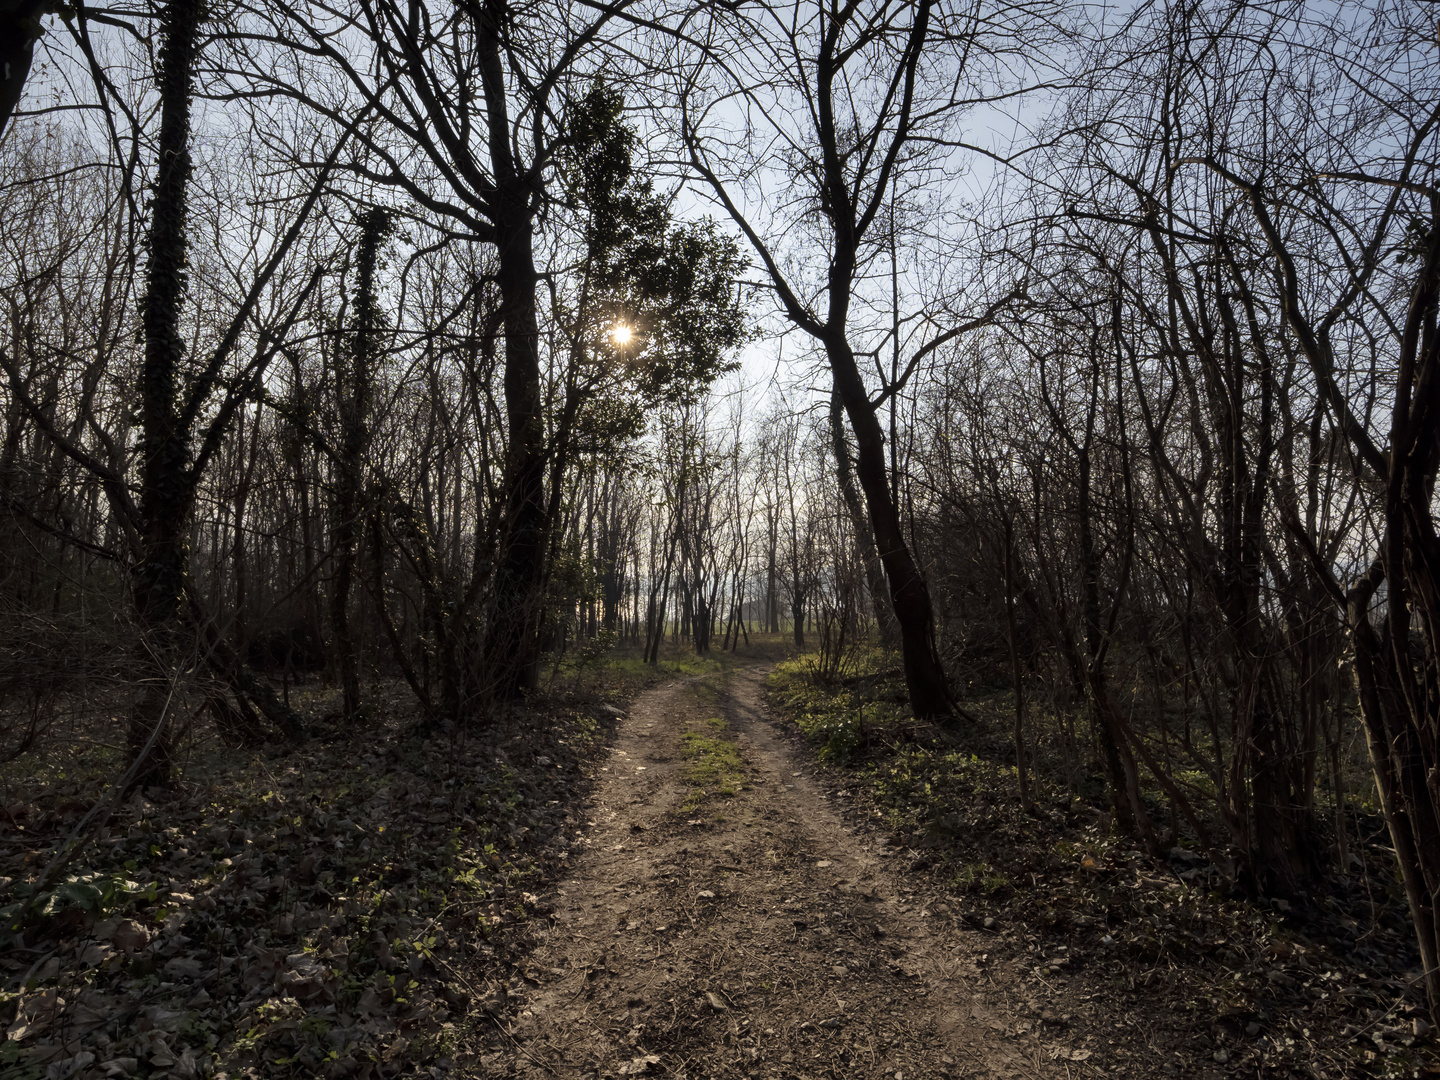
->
<box><xmin>481</xmin><ymin>664</ymin><xmax>1057</xmax><ymax>1080</ymax></box>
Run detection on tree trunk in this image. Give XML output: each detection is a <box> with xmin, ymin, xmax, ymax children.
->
<box><xmin>825</xmin><ymin>333</ymin><xmax>953</xmax><ymax>719</ymax></box>
<box><xmin>477</xmin><ymin>5</ymin><xmax>548</xmax><ymax>699</ymax></box>
<box><xmin>1350</xmin><ymin>575</ymin><xmax>1440</xmax><ymax>1019</ymax></box>
<box><xmin>331</xmin><ymin>208</ymin><xmax>387</xmax><ymax>723</ymax></box>
<box><xmin>766</xmin><ymin>540</ymin><xmax>778</xmax><ymax>633</ymax></box>
<box><xmin>230</xmin><ymin>403</ymin><xmax>264</xmax><ymax>658</ymax></box>
<box><xmin>129</xmin><ymin>0</ymin><xmax>205</xmax><ymax>790</ymax></box>
<box><xmin>1002</xmin><ymin>517</ymin><xmax>1034</xmax><ymax>815</ymax></box>
<box><xmin>0</xmin><ymin>0</ymin><xmax>48</xmax><ymax>138</ymax></box>
<box><xmin>830</xmin><ymin>389</ymin><xmax>895</xmax><ymax>642</ymax></box>
<box><xmin>694</xmin><ymin>592</ymin><xmax>711</xmax><ymax>654</ymax></box>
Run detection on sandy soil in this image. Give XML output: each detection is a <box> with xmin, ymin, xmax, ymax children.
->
<box><xmin>476</xmin><ymin>663</ymin><xmax>1062</xmax><ymax>1080</ymax></box>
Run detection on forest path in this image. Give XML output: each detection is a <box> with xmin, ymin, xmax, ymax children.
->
<box><xmin>477</xmin><ymin>663</ymin><xmax>1057</xmax><ymax>1080</ymax></box>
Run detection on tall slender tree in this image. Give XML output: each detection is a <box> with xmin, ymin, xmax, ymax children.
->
<box><xmin>673</xmin><ymin>0</ymin><xmax>1043</xmax><ymax>716</ymax></box>
<box><xmin>330</xmin><ymin>207</ymin><xmax>391</xmax><ymax>723</ymax></box>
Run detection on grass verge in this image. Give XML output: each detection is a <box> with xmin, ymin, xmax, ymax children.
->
<box><xmin>677</xmin><ymin>715</ymin><xmax>746</xmax><ymax>816</ymax></box>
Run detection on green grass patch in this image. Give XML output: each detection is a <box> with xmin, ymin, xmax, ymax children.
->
<box><xmin>678</xmin><ymin>716</ymin><xmax>745</xmax><ymax>812</ymax></box>
<box><xmin>600</xmin><ymin>651</ymin><xmax>726</xmax><ymax>680</ymax></box>
<box><xmin>950</xmin><ymin>861</ymin><xmax>1011</xmax><ymax>896</ymax></box>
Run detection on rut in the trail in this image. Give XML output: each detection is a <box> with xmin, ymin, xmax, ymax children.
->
<box><xmin>479</xmin><ymin>664</ymin><xmax>1055</xmax><ymax>1080</ymax></box>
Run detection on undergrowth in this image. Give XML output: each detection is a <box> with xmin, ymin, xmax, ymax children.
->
<box><xmin>547</xmin><ymin>634</ymin><xmax>795</xmax><ymax>694</ymax></box>
<box><xmin>0</xmin><ymin>675</ymin><xmax>628</xmax><ymax>1080</ymax></box>
<box><xmin>768</xmin><ymin>652</ymin><xmax>1438</xmax><ymax>1079</ymax></box>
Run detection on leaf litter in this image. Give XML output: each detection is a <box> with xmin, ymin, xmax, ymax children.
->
<box><xmin>8</xmin><ymin>650</ymin><xmax>1435</xmax><ymax>1080</ymax></box>
<box><xmin>0</xmin><ymin>676</ymin><xmax>634</xmax><ymax>1079</ymax></box>
<box><xmin>769</xmin><ymin>660</ymin><xmax>1440</xmax><ymax>1079</ymax></box>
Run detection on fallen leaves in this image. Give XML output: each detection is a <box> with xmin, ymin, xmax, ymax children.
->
<box><xmin>6</xmin><ymin>987</ymin><xmax>59</xmax><ymax>1041</ymax></box>
<box><xmin>0</xmin><ymin>680</ymin><xmax>625</xmax><ymax>1080</ymax></box>
<box><xmin>769</xmin><ymin>660</ymin><xmax>1440</xmax><ymax>1079</ymax></box>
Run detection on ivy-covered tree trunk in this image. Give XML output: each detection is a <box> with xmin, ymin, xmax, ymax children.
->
<box><xmin>331</xmin><ymin>208</ymin><xmax>388</xmax><ymax>723</ymax></box>
<box><xmin>490</xmin><ymin>213</ymin><xmax>547</xmax><ymax>696</ymax></box>
<box><xmin>129</xmin><ymin>0</ymin><xmax>204</xmax><ymax>789</ymax></box>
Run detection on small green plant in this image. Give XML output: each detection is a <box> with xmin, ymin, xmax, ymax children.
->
<box><xmin>950</xmin><ymin>861</ymin><xmax>1010</xmax><ymax>896</ymax></box>
<box><xmin>299</xmin><ymin>1013</ymin><xmax>332</xmax><ymax>1039</ymax></box>
<box><xmin>408</xmin><ymin>1022</ymin><xmax>459</xmax><ymax>1063</ymax></box>
<box><xmin>815</xmin><ymin>709</ymin><xmax>864</xmax><ymax>761</ymax></box>
<box><xmin>574</xmin><ymin>628</ymin><xmax>618</xmax><ymax>669</ymax></box>
<box><xmin>1</xmin><ymin>869</ymin><xmax>156</xmax><ymax>945</ymax></box>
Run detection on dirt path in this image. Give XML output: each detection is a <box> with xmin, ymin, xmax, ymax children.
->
<box><xmin>477</xmin><ymin>663</ymin><xmax>1061</xmax><ymax>1080</ymax></box>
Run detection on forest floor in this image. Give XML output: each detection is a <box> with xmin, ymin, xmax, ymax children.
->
<box><xmin>1</xmin><ymin>641</ymin><xmax>1437</xmax><ymax>1080</ymax></box>
<box><xmin>468</xmin><ymin>651</ymin><xmax>1440</xmax><ymax>1080</ymax></box>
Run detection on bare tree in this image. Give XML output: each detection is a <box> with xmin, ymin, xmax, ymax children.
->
<box><xmin>669</xmin><ymin>0</ymin><xmax>1051</xmax><ymax>717</ymax></box>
